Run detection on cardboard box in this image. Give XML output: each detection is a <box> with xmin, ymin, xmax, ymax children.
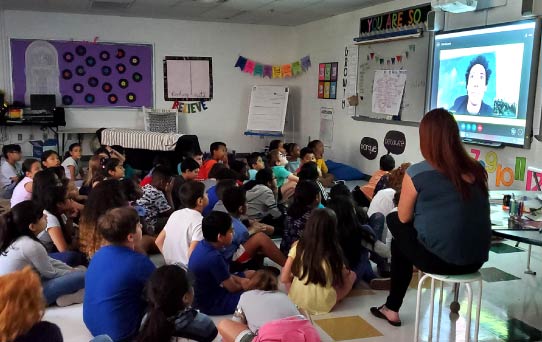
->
<box><xmin>29</xmin><ymin>139</ymin><xmax>58</xmax><ymax>158</ymax></box>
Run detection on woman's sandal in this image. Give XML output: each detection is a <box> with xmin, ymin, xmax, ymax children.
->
<box><xmin>370</xmin><ymin>305</ymin><xmax>402</xmax><ymax>327</ymax></box>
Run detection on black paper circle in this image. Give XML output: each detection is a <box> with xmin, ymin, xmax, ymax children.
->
<box><xmin>73</xmin><ymin>83</ymin><xmax>84</xmax><ymax>93</ymax></box>
<box><xmin>360</xmin><ymin>137</ymin><xmax>378</xmax><ymax>160</ymax></box>
<box><xmin>108</xmin><ymin>94</ymin><xmax>118</xmax><ymax>104</ymax></box>
<box><xmin>86</xmin><ymin>56</ymin><xmax>96</xmax><ymax>67</ymax></box>
<box><xmin>116</xmin><ymin>49</ymin><xmax>125</xmax><ymax>59</ymax></box>
<box><xmin>85</xmin><ymin>94</ymin><xmax>95</xmax><ymax>104</ymax></box>
<box><xmin>62</xmin><ymin>95</ymin><xmax>73</xmax><ymax>106</ymax></box>
<box><xmin>100</xmin><ymin>51</ymin><xmax>110</xmax><ymax>61</ymax></box>
<box><xmin>76</xmin><ymin>66</ymin><xmax>86</xmax><ymax>76</ymax></box>
<box><xmin>126</xmin><ymin>93</ymin><xmax>136</xmax><ymax>103</ymax></box>
<box><xmin>102</xmin><ymin>82</ymin><xmax>112</xmax><ymax>93</ymax></box>
<box><xmin>129</xmin><ymin>56</ymin><xmax>139</xmax><ymax>66</ymax></box>
<box><xmin>101</xmin><ymin>66</ymin><xmax>112</xmax><ymax>76</ymax></box>
<box><xmin>132</xmin><ymin>72</ymin><xmax>142</xmax><ymax>82</ymax></box>
<box><xmin>63</xmin><ymin>52</ymin><xmax>74</xmax><ymax>62</ymax></box>
<box><xmin>119</xmin><ymin>79</ymin><xmax>129</xmax><ymax>89</ymax></box>
<box><xmin>116</xmin><ymin>63</ymin><xmax>126</xmax><ymax>74</ymax></box>
<box><xmin>383</xmin><ymin>130</ymin><xmax>406</xmax><ymax>155</ymax></box>
<box><xmin>75</xmin><ymin>45</ymin><xmax>86</xmax><ymax>56</ymax></box>
<box><xmin>88</xmin><ymin>77</ymin><xmax>99</xmax><ymax>87</ymax></box>
<box><xmin>62</xmin><ymin>69</ymin><xmax>72</xmax><ymax>80</ymax></box>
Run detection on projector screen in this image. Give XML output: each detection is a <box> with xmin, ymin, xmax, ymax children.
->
<box><xmin>430</xmin><ymin>20</ymin><xmax>540</xmax><ymax>148</ymax></box>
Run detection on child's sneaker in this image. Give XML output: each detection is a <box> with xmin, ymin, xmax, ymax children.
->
<box><xmin>56</xmin><ymin>288</ymin><xmax>85</xmax><ymax>307</ymax></box>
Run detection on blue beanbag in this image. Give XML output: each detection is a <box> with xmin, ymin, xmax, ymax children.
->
<box><xmin>326</xmin><ymin>160</ymin><xmax>365</xmax><ymax>180</ymax></box>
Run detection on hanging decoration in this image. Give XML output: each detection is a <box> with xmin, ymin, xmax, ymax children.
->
<box><xmin>172</xmin><ymin>100</ymin><xmax>209</xmax><ymax>113</ymax></box>
<box><xmin>366</xmin><ymin>44</ymin><xmax>415</xmax><ymax>66</ymax></box>
<box><xmin>234</xmin><ymin>55</ymin><xmax>311</xmax><ymax>78</ymax></box>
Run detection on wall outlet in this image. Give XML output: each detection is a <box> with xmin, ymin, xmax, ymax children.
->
<box><xmin>17</xmin><ymin>134</ymin><xmax>23</xmax><ymax>141</ymax></box>
<box><xmin>29</xmin><ymin>134</ymin><xmax>34</xmax><ymax>140</ymax></box>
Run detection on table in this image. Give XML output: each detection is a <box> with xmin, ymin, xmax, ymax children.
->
<box><xmin>490</xmin><ymin>190</ymin><xmax>542</xmax><ymax>275</ymax></box>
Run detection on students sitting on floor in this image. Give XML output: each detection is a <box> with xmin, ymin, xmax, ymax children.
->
<box><xmin>268</xmin><ymin>149</ymin><xmax>298</xmax><ymax>201</ymax></box>
<box><xmin>41</xmin><ymin>150</ymin><xmax>61</xmax><ymax>169</ymax></box>
<box><xmin>0</xmin><ymin>201</ymin><xmax>85</xmax><ymax>307</ymax></box>
<box><xmin>307</xmin><ymin>140</ymin><xmax>334</xmax><ymax>187</ymax></box>
<box><xmin>84</xmin><ymin>207</ymin><xmax>155</xmax><ymax>342</ymax></box>
<box><xmin>0</xmin><ymin>267</ymin><xmax>63</xmax><ymax>342</ymax></box>
<box><xmin>11</xmin><ymin>158</ymin><xmax>41</xmax><ymax>207</ymax></box>
<box><xmin>221</xmin><ymin>187</ymin><xmax>285</xmax><ymax>268</ymax></box>
<box><xmin>247</xmin><ymin>152</ymin><xmax>265</xmax><ymax>181</ymax></box>
<box><xmin>211</xmin><ymin>179</ymin><xmax>238</xmax><ymax>213</ymax></box>
<box><xmin>79</xmin><ymin>180</ymin><xmax>128</xmax><ymax>259</ymax></box>
<box><xmin>188</xmin><ymin>211</ymin><xmax>254</xmax><ymax>315</ymax></box>
<box><xmin>156</xmin><ymin>181</ymin><xmax>207</xmax><ymax>267</ymax></box>
<box><xmin>245</xmin><ymin>168</ymin><xmax>284</xmax><ymax>234</ymax></box>
<box><xmin>32</xmin><ymin>169</ymin><xmax>84</xmax><ymax>266</ymax></box>
<box><xmin>298</xmin><ymin>161</ymin><xmax>330</xmax><ymax>206</ymax></box>
<box><xmin>0</xmin><ymin>144</ymin><xmax>22</xmax><ymax>199</ymax></box>
<box><xmin>180</xmin><ymin>157</ymin><xmax>201</xmax><ymax>182</ymax></box>
<box><xmin>230</xmin><ymin>159</ymin><xmax>249</xmax><ymax>185</ymax></box>
<box><xmin>61</xmin><ymin>143</ymin><xmax>83</xmax><ymax>180</ymax></box>
<box><xmin>136</xmin><ymin>165</ymin><xmax>174</xmax><ymax>235</ymax></box>
<box><xmin>353</xmin><ymin>154</ymin><xmax>395</xmax><ymax>208</ymax></box>
<box><xmin>198</xmin><ymin>142</ymin><xmax>228</xmax><ymax>180</ymax></box>
<box><xmin>285</xmin><ymin>142</ymin><xmax>300</xmax><ymax>173</ymax></box>
<box><xmin>280</xmin><ymin>208</ymin><xmax>356</xmax><ymax>315</ymax></box>
<box><xmin>280</xmin><ymin>180</ymin><xmax>320</xmax><ymax>254</ymax></box>
<box><xmin>137</xmin><ymin>264</ymin><xmax>218</xmax><ymax>342</ymax></box>
<box><xmin>296</xmin><ymin>147</ymin><xmax>316</xmax><ymax>174</ymax></box>
<box><xmin>202</xmin><ymin>168</ymin><xmax>238</xmax><ymax>217</ymax></box>
<box><xmin>218</xmin><ymin>268</ymin><xmax>300</xmax><ymax>342</ymax></box>
<box><xmin>101</xmin><ymin>158</ymin><xmax>125</xmax><ymax>181</ymax></box>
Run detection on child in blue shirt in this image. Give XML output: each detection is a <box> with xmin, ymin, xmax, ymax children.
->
<box><xmin>84</xmin><ymin>207</ymin><xmax>155</xmax><ymax>342</ymax></box>
<box><xmin>188</xmin><ymin>211</ymin><xmax>254</xmax><ymax>315</ymax></box>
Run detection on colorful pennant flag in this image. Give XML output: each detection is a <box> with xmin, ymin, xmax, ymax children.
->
<box><xmin>234</xmin><ymin>55</ymin><xmax>310</xmax><ymax>79</ymax></box>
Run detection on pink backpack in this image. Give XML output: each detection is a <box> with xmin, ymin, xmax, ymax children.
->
<box><xmin>253</xmin><ymin>315</ymin><xmax>321</xmax><ymax>342</ymax></box>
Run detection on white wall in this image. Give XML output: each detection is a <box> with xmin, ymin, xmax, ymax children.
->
<box><xmin>292</xmin><ymin>0</ymin><xmax>542</xmax><ymax>190</ymax></box>
<box><xmin>0</xmin><ymin>10</ymin><xmax>297</xmax><ymax>155</ymax></box>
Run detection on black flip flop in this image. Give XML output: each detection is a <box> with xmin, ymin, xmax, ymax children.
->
<box><xmin>370</xmin><ymin>306</ymin><xmax>402</xmax><ymax>327</ymax></box>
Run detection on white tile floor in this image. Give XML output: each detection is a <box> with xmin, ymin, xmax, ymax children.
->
<box><xmin>45</xmin><ymin>239</ymin><xmax>542</xmax><ymax>342</ymax></box>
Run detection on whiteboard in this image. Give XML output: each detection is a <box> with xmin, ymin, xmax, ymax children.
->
<box><xmin>356</xmin><ymin>33</ymin><xmax>429</xmax><ymax>123</ymax></box>
<box><xmin>246</xmin><ymin>86</ymin><xmax>289</xmax><ymax>134</ymax></box>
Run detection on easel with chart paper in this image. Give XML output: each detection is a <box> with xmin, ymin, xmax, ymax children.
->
<box><xmin>245</xmin><ymin>86</ymin><xmax>289</xmax><ymax>137</ymax></box>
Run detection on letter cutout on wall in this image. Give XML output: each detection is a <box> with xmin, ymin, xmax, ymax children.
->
<box><xmin>360</xmin><ymin>137</ymin><xmax>378</xmax><ymax>160</ymax></box>
<box><xmin>383</xmin><ymin>130</ymin><xmax>406</xmax><ymax>155</ymax></box>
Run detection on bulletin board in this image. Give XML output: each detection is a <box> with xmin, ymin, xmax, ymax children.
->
<box><xmin>246</xmin><ymin>85</ymin><xmax>289</xmax><ymax>135</ymax></box>
<box><xmin>355</xmin><ymin>33</ymin><xmax>430</xmax><ymax>123</ymax></box>
<box><xmin>163</xmin><ymin>56</ymin><xmax>213</xmax><ymax>101</ymax></box>
<box><xmin>10</xmin><ymin>39</ymin><xmax>153</xmax><ymax>108</ymax></box>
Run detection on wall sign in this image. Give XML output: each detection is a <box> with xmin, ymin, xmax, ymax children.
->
<box><xmin>318</xmin><ymin>62</ymin><xmax>338</xmax><ymax>99</ymax></box>
<box><xmin>164</xmin><ymin>56</ymin><xmax>213</xmax><ymax>101</ymax></box>
<box><xmin>359</xmin><ymin>4</ymin><xmax>432</xmax><ymax>35</ymax></box>
<box><xmin>360</xmin><ymin>137</ymin><xmax>378</xmax><ymax>160</ymax></box>
<box><xmin>383</xmin><ymin>130</ymin><xmax>406</xmax><ymax>154</ymax></box>
<box><xmin>11</xmin><ymin>39</ymin><xmax>153</xmax><ymax>108</ymax></box>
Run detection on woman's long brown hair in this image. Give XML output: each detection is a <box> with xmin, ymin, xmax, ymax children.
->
<box><xmin>419</xmin><ymin>108</ymin><xmax>488</xmax><ymax>199</ymax></box>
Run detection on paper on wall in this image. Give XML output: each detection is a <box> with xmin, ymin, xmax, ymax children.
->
<box><xmin>320</xmin><ymin>107</ymin><xmax>334</xmax><ymax>148</ymax></box>
<box><xmin>371</xmin><ymin>70</ymin><xmax>407</xmax><ymax>116</ymax></box>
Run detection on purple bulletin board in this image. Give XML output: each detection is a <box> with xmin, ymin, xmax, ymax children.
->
<box><xmin>10</xmin><ymin>39</ymin><xmax>153</xmax><ymax>108</ymax></box>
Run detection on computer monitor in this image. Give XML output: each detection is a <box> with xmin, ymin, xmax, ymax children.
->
<box><xmin>30</xmin><ymin>94</ymin><xmax>56</xmax><ymax>111</ymax></box>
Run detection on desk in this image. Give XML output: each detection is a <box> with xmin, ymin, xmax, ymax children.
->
<box><xmin>57</xmin><ymin>128</ymin><xmax>101</xmax><ymax>154</ymax></box>
<box><xmin>490</xmin><ymin>190</ymin><xmax>542</xmax><ymax>275</ymax></box>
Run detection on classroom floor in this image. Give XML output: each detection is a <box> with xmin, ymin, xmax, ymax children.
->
<box><xmin>44</xmin><ymin>238</ymin><xmax>542</xmax><ymax>342</ymax></box>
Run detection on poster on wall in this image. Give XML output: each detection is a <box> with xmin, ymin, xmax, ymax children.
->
<box><xmin>318</xmin><ymin>62</ymin><xmax>338</xmax><ymax>99</ymax></box>
<box><xmin>164</xmin><ymin>57</ymin><xmax>213</xmax><ymax>101</ymax></box>
<box><xmin>319</xmin><ymin>107</ymin><xmax>334</xmax><ymax>147</ymax></box>
<box><xmin>10</xmin><ymin>39</ymin><xmax>153</xmax><ymax>108</ymax></box>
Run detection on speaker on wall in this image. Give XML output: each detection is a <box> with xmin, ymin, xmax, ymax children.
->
<box><xmin>427</xmin><ymin>10</ymin><xmax>445</xmax><ymax>32</ymax></box>
<box><xmin>522</xmin><ymin>0</ymin><xmax>542</xmax><ymax>16</ymax></box>
<box><xmin>53</xmin><ymin>107</ymin><xmax>66</xmax><ymax>127</ymax></box>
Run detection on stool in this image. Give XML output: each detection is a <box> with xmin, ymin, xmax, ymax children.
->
<box><xmin>414</xmin><ymin>272</ymin><xmax>483</xmax><ymax>342</ymax></box>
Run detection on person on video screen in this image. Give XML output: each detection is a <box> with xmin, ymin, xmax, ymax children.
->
<box><xmin>450</xmin><ymin>55</ymin><xmax>493</xmax><ymax>116</ymax></box>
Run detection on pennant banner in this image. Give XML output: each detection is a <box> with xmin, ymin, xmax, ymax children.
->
<box><xmin>234</xmin><ymin>55</ymin><xmax>311</xmax><ymax>79</ymax></box>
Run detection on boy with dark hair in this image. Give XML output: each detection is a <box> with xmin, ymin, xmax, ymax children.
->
<box><xmin>84</xmin><ymin>207</ymin><xmax>155</xmax><ymax>342</ymax></box>
<box><xmin>203</xmin><ymin>168</ymin><xmax>238</xmax><ymax>217</ymax></box>
<box><xmin>156</xmin><ymin>180</ymin><xmax>207</xmax><ymax>267</ymax></box>
<box><xmin>354</xmin><ymin>154</ymin><xmax>396</xmax><ymax>208</ymax></box>
<box><xmin>296</xmin><ymin>147</ymin><xmax>315</xmax><ymax>173</ymax></box>
<box><xmin>222</xmin><ymin>187</ymin><xmax>286</xmax><ymax>269</ymax></box>
<box><xmin>136</xmin><ymin>165</ymin><xmax>174</xmax><ymax>234</ymax></box>
<box><xmin>247</xmin><ymin>152</ymin><xmax>265</xmax><ymax>181</ymax></box>
<box><xmin>188</xmin><ymin>211</ymin><xmax>254</xmax><ymax>315</ymax></box>
<box><xmin>180</xmin><ymin>157</ymin><xmax>200</xmax><ymax>181</ymax></box>
<box><xmin>198</xmin><ymin>142</ymin><xmax>227</xmax><ymax>180</ymax></box>
<box><xmin>212</xmin><ymin>179</ymin><xmax>238</xmax><ymax>213</ymax></box>
<box><xmin>0</xmin><ymin>144</ymin><xmax>22</xmax><ymax>198</ymax></box>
